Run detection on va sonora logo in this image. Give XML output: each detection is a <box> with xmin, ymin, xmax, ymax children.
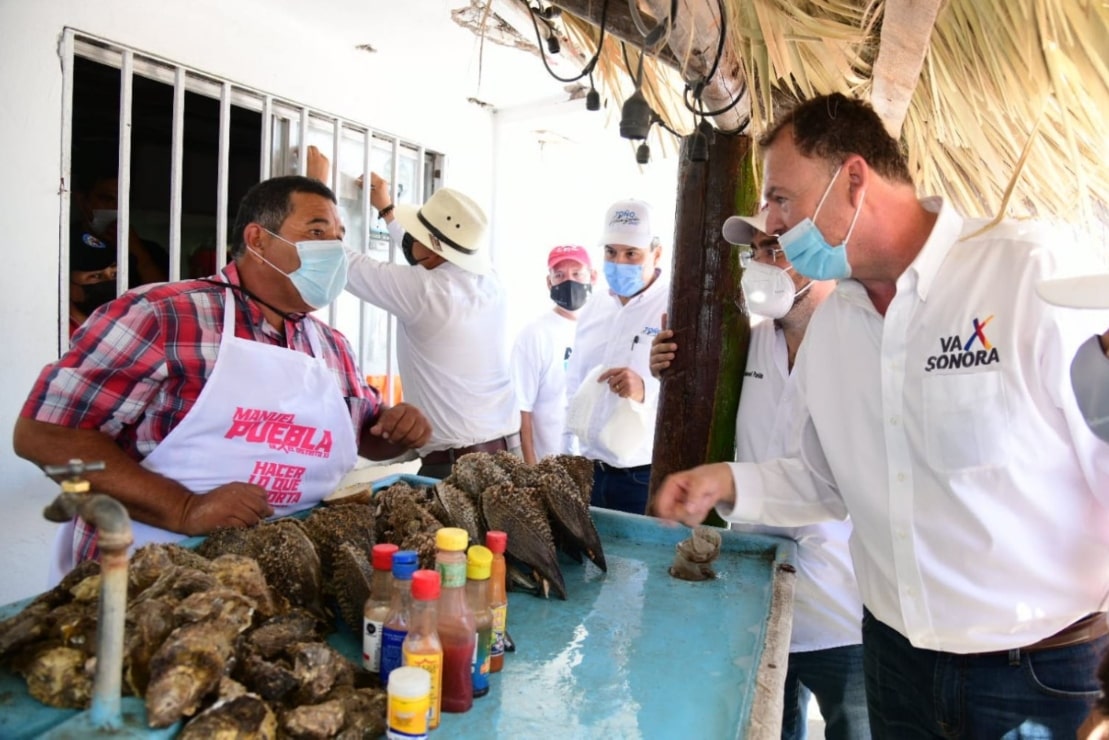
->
<box><xmin>924</xmin><ymin>316</ymin><xmax>1001</xmax><ymax>372</ymax></box>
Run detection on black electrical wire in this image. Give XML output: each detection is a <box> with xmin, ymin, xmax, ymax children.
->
<box><xmin>528</xmin><ymin>0</ymin><xmax>610</xmax><ymax>84</ymax></box>
<box><xmin>682</xmin><ymin>0</ymin><xmax>732</xmax><ymax>116</ymax></box>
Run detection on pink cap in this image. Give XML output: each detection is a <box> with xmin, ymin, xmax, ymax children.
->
<box><xmin>547</xmin><ymin>245</ymin><xmax>591</xmax><ymax>270</ymax></box>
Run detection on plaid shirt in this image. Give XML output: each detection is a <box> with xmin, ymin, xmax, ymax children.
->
<box><xmin>22</xmin><ymin>264</ymin><xmax>381</xmax><ymax>561</ymax></box>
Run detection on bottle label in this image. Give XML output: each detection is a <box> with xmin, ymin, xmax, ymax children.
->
<box><xmin>381</xmin><ymin>626</ymin><xmax>408</xmax><ymax>683</ymax></box>
<box><xmin>404</xmin><ymin>650</ymin><xmax>443</xmax><ymax>729</ymax></box>
<box><xmin>490</xmin><ymin>604</ymin><xmax>507</xmax><ymax>658</ymax></box>
<box><xmin>473</xmin><ymin>628</ymin><xmax>491</xmax><ymax>693</ymax></box>
<box><xmin>387</xmin><ymin>692</ymin><xmax>430</xmax><ymax>740</ymax></box>
<box><xmin>437</xmin><ymin>561</ymin><xmax>467</xmax><ymax>589</ymax></box>
<box><xmin>363</xmin><ymin>618</ymin><xmax>385</xmax><ymax>673</ymax></box>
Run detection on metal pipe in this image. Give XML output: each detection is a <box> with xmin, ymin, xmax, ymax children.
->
<box><xmin>78</xmin><ymin>494</ymin><xmax>132</xmax><ymax>728</ymax></box>
<box><xmin>42</xmin><ymin>461</ymin><xmax>133</xmax><ymax>731</ymax></box>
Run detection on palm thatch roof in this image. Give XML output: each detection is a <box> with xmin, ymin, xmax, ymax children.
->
<box><xmin>553</xmin><ymin>0</ymin><xmax>1109</xmax><ymax>228</ymax></box>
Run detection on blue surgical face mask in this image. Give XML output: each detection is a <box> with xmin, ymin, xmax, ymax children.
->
<box><xmin>777</xmin><ymin>165</ymin><xmax>865</xmax><ymax>281</ymax></box>
<box><xmin>604</xmin><ymin>261</ymin><xmax>648</xmax><ymax>297</ymax></box>
<box><xmin>252</xmin><ymin>229</ymin><xmax>349</xmax><ymax>309</ymax></box>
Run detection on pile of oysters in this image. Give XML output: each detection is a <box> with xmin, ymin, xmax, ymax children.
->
<box><xmin>0</xmin><ymin>452</ymin><xmax>605</xmax><ymax>733</ymax></box>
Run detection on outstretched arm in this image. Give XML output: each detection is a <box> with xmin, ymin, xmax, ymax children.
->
<box><xmin>13</xmin><ymin>417</ymin><xmax>273</xmax><ymax>534</ymax></box>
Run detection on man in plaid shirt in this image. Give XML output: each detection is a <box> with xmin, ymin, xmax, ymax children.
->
<box><xmin>15</xmin><ymin>175</ymin><xmax>430</xmax><ymax>579</ymax></box>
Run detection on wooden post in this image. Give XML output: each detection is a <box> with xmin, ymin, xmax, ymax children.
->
<box><xmin>647</xmin><ymin>130</ymin><xmax>757</xmax><ymax>516</ymax></box>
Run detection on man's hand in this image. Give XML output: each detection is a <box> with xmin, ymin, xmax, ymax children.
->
<box><xmin>177</xmin><ymin>482</ymin><xmax>273</xmax><ymax>535</ymax></box>
<box><xmin>650</xmin><ymin>313</ymin><xmax>676</xmax><ymax>379</ymax></box>
<box><xmin>362</xmin><ymin>172</ymin><xmax>393</xmax><ymax>214</ymax></box>
<box><xmin>598</xmin><ymin>367</ymin><xmax>645</xmax><ymax>402</ymax></box>
<box><xmin>306</xmin><ymin>145</ymin><xmax>331</xmax><ymax>183</ymax></box>
<box><xmin>651</xmin><ymin>463</ymin><xmax>736</xmax><ymax>525</ymax></box>
<box><xmin>369</xmin><ymin>403</ymin><xmax>432</xmax><ymax>449</ymax></box>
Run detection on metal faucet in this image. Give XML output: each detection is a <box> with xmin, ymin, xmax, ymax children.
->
<box><xmin>43</xmin><ymin>459</ymin><xmax>132</xmax><ymax>731</ymax></box>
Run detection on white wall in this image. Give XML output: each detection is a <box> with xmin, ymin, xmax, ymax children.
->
<box><xmin>0</xmin><ymin>0</ymin><xmax>681</xmax><ymax>604</ymax></box>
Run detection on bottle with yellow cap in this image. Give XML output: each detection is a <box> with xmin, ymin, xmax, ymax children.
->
<box><xmin>465</xmin><ymin>544</ymin><xmax>494</xmax><ymax>697</ymax></box>
<box><xmin>435</xmin><ymin>527</ymin><xmax>476</xmax><ymax>713</ymax></box>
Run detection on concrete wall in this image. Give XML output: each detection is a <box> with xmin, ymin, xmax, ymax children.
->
<box><xmin>0</xmin><ymin>0</ymin><xmax>681</xmax><ymax>604</ymax></box>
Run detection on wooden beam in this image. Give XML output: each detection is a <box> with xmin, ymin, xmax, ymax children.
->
<box><xmin>870</xmin><ymin>0</ymin><xmax>944</xmax><ymax>138</ymax></box>
<box><xmin>647</xmin><ymin>131</ymin><xmax>754</xmax><ymax>513</ymax></box>
<box><xmin>550</xmin><ymin>0</ymin><xmax>747</xmax><ymax>131</ymax></box>
<box><xmin>547</xmin><ymin>0</ymin><xmax>682</xmax><ymax>68</ymax></box>
<box><xmin>641</xmin><ymin>0</ymin><xmax>747</xmax><ymax>133</ymax></box>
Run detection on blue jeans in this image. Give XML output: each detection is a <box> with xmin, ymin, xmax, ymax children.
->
<box><xmin>590</xmin><ymin>462</ymin><xmax>650</xmax><ymax>515</ymax></box>
<box><xmin>862</xmin><ymin>608</ymin><xmax>1105</xmax><ymax>739</ymax></box>
<box><xmin>781</xmin><ymin>644</ymin><xmax>870</xmax><ymax>740</ymax></box>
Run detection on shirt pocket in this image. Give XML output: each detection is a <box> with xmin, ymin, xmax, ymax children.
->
<box><xmin>922</xmin><ymin>370</ymin><xmax>1011</xmax><ymax>472</ymax></box>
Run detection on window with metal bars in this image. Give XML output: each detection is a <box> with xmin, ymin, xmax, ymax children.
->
<box><xmin>61</xmin><ymin>31</ymin><xmax>439</xmax><ymax>404</ymax></box>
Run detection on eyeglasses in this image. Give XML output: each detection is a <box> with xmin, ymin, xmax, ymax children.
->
<box><xmin>738</xmin><ymin>244</ymin><xmax>783</xmax><ymax>267</ymax></box>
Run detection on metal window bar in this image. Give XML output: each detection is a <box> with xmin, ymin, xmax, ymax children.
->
<box><xmin>328</xmin><ymin>116</ymin><xmax>342</xmax><ymax>327</ymax></box>
<box><xmin>216</xmin><ymin>82</ymin><xmax>232</xmax><ymax>268</ymax></box>
<box><xmin>59</xmin><ymin>30</ymin><xmax>76</xmax><ymax>354</ymax></box>
<box><xmin>260</xmin><ymin>96</ymin><xmax>273</xmax><ymax>181</ymax></box>
<box><xmin>358</xmin><ymin>127</ymin><xmax>373</xmax><ymax>374</ymax></box>
<box><xmin>115</xmin><ymin>49</ymin><xmax>133</xmax><ymax>293</ymax></box>
<box><xmin>168</xmin><ymin>67</ymin><xmax>185</xmax><ymax>282</ymax></box>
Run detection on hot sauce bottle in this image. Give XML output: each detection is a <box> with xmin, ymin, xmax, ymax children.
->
<box><xmin>434</xmin><ymin>527</ymin><xmax>476</xmax><ymax>713</ymax></box>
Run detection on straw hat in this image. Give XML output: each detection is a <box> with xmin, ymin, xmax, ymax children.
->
<box><xmin>394</xmin><ymin>188</ymin><xmax>489</xmax><ymax>274</ymax></box>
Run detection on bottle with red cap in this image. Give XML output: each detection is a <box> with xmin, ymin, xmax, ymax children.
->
<box><xmin>486</xmin><ymin>530</ymin><xmax>509</xmax><ymax>673</ymax></box>
<box><xmin>363</xmin><ymin>543</ymin><xmax>399</xmax><ymax>676</ymax></box>
<box><xmin>435</xmin><ymin>527</ymin><xmax>476</xmax><ymax>713</ymax></box>
<box><xmin>402</xmin><ymin>569</ymin><xmax>443</xmax><ymax>730</ymax></box>
<box><xmin>379</xmin><ymin>550</ymin><xmax>419</xmax><ymax>685</ymax></box>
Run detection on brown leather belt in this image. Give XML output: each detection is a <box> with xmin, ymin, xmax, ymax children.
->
<box><xmin>421</xmin><ymin>433</ymin><xmax>521</xmax><ymax>467</ymax></box>
<box><xmin>1020</xmin><ymin>612</ymin><xmax>1108</xmax><ymax>653</ymax></box>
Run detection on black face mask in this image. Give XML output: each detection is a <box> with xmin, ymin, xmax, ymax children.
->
<box><xmin>401</xmin><ymin>233</ymin><xmax>420</xmax><ymax>266</ymax></box>
<box><xmin>550</xmin><ymin>280</ymin><xmax>591</xmax><ymax>311</ymax></box>
<box><xmin>74</xmin><ymin>279</ymin><xmax>117</xmax><ymax>316</ymax></box>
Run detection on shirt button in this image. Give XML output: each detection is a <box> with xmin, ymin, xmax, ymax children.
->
<box><xmin>905</xmin><ymin>586</ymin><xmax>916</xmax><ymax>597</ymax></box>
<box><xmin>896</xmin><ymin>472</ymin><xmax>906</xmax><ymax>483</ymax></box>
<box><xmin>889</xmin><ymin>416</ymin><xmax>899</xmax><ymax>426</ymax></box>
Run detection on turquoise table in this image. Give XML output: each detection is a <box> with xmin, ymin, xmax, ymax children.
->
<box><xmin>0</xmin><ymin>477</ymin><xmax>797</xmax><ymax>739</ymax></box>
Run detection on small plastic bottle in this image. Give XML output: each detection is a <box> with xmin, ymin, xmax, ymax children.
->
<box><xmin>435</xmin><ymin>527</ymin><xmax>476</xmax><ymax>713</ymax></box>
<box><xmin>379</xmin><ymin>549</ymin><xmax>419</xmax><ymax>685</ymax></box>
<box><xmin>402</xmin><ymin>569</ymin><xmax>444</xmax><ymax>730</ymax></box>
<box><xmin>363</xmin><ymin>543</ymin><xmax>399</xmax><ymax>675</ymax></box>
<box><xmin>387</xmin><ymin>665</ymin><xmax>431</xmax><ymax>740</ymax></box>
<box><xmin>466</xmin><ymin>544</ymin><xmax>494</xmax><ymax>698</ymax></box>
<box><xmin>486</xmin><ymin>530</ymin><xmax>509</xmax><ymax>673</ymax></box>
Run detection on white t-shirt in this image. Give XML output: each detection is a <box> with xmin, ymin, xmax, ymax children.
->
<box><xmin>511</xmin><ymin>309</ymin><xmax>578</xmax><ymax>460</ymax></box>
<box><xmin>730</xmin><ymin>320</ymin><xmax>862</xmax><ymax>653</ymax></box>
<box><xmin>345</xmin><ymin>223</ymin><xmax>519</xmax><ymax>454</ymax></box>
<box><xmin>725</xmin><ymin>197</ymin><xmax>1109</xmax><ymax>653</ymax></box>
<box><xmin>565</xmin><ymin>274</ymin><xmax>669</xmax><ymax>467</ymax></box>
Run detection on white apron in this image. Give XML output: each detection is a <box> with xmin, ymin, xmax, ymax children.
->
<box><xmin>49</xmin><ymin>286</ymin><xmax>357</xmax><ymax>583</ymax></box>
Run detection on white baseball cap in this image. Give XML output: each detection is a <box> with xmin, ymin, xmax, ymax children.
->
<box><xmin>1035</xmin><ymin>274</ymin><xmax>1109</xmax><ymax>309</ymax></box>
<box><xmin>721</xmin><ymin>210</ymin><xmax>770</xmax><ymax>246</ymax></box>
<box><xmin>601</xmin><ymin>199</ymin><xmax>656</xmax><ymax>249</ymax></box>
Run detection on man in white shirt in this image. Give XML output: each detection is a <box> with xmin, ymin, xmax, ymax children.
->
<box><xmin>652</xmin><ymin>210</ymin><xmax>868</xmax><ymax>740</ymax></box>
<box><xmin>1038</xmin><ymin>273</ymin><xmax>1109</xmax><ymax>740</ymax></box>
<box><xmin>347</xmin><ymin>174</ymin><xmax>519</xmax><ymax>479</ymax></box>
<box><xmin>654</xmin><ymin>93</ymin><xmax>1109</xmax><ymax>737</ymax></box>
<box><xmin>511</xmin><ymin>245</ymin><xmax>597</xmax><ymax>463</ymax></box>
<box><xmin>565</xmin><ymin>199</ymin><xmax>668</xmax><ymax>515</ymax></box>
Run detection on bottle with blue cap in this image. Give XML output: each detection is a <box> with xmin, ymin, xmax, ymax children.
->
<box><xmin>379</xmin><ymin>549</ymin><xmax>419</xmax><ymax>684</ymax></box>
